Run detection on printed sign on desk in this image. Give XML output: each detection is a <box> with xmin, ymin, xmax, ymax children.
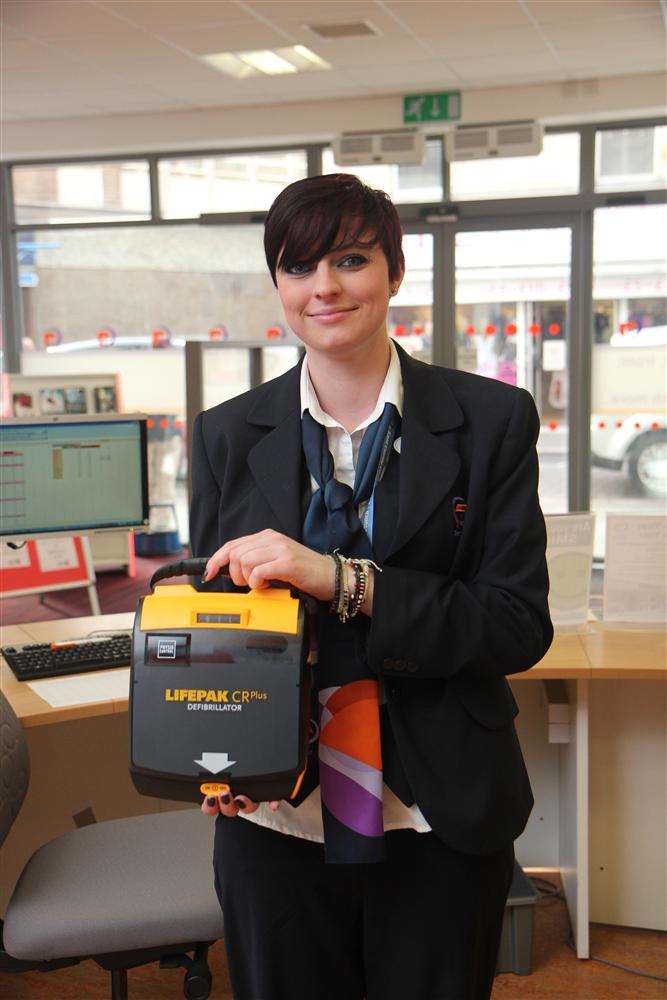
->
<box><xmin>603</xmin><ymin>515</ymin><xmax>667</xmax><ymax>624</ymax></box>
<box><xmin>545</xmin><ymin>513</ymin><xmax>595</xmax><ymax>627</ymax></box>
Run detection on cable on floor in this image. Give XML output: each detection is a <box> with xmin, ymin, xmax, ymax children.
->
<box><xmin>528</xmin><ymin>876</ymin><xmax>667</xmax><ymax>983</ymax></box>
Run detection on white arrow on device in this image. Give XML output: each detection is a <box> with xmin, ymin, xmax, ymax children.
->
<box><xmin>195</xmin><ymin>752</ymin><xmax>236</xmax><ymax>773</ymax></box>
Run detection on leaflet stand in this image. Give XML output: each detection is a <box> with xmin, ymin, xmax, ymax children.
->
<box><xmin>1</xmin><ymin>536</ymin><xmax>101</xmax><ymax>616</ymax></box>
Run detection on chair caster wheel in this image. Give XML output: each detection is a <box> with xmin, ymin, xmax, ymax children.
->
<box><xmin>183</xmin><ymin>956</ymin><xmax>212</xmax><ymax>999</ymax></box>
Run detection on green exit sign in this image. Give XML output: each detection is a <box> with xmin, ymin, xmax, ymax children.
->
<box><xmin>403</xmin><ymin>91</ymin><xmax>461</xmax><ymax>123</ymax></box>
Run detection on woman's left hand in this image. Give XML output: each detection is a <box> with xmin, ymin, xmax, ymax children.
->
<box><xmin>203</xmin><ymin>529</ymin><xmax>335</xmax><ymax>602</ymax></box>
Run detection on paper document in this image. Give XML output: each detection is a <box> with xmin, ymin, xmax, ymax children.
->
<box><xmin>35</xmin><ymin>537</ymin><xmax>78</xmax><ymax>572</ymax></box>
<box><xmin>1</xmin><ymin>546</ymin><xmax>30</xmax><ymax>570</ymax></box>
<box><xmin>28</xmin><ymin>668</ymin><xmax>130</xmax><ymax>708</ymax></box>
<box><xmin>603</xmin><ymin>515</ymin><xmax>667</xmax><ymax>623</ymax></box>
<box><xmin>545</xmin><ymin>513</ymin><xmax>595</xmax><ymax>627</ymax></box>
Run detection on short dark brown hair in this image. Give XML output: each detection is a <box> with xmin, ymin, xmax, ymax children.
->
<box><xmin>264</xmin><ymin>173</ymin><xmax>404</xmax><ymax>286</ymax></box>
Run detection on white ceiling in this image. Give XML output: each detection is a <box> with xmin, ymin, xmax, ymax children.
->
<box><xmin>1</xmin><ymin>0</ymin><xmax>665</xmax><ymax>123</ymax></box>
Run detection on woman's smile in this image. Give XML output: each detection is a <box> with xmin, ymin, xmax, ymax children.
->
<box><xmin>306</xmin><ymin>306</ymin><xmax>359</xmax><ymax>324</ymax></box>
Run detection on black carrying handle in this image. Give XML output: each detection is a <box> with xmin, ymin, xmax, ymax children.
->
<box><xmin>149</xmin><ymin>558</ymin><xmax>209</xmax><ymax>592</ymax></box>
<box><xmin>148</xmin><ymin>557</ymin><xmax>312</xmax><ymax>606</ymax></box>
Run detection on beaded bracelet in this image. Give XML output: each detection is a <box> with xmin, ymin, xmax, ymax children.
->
<box><xmin>328</xmin><ymin>552</ymin><xmax>382</xmax><ymax>623</ymax></box>
<box><xmin>349</xmin><ymin>560</ymin><xmax>364</xmax><ymax>618</ymax></box>
<box><xmin>338</xmin><ymin>554</ymin><xmax>351</xmax><ymax>621</ymax></box>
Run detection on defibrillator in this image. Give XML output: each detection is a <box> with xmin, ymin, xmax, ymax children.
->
<box><xmin>129</xmin><ymin>559</ymin><xmax>314</xmax><ymax>804</ymax></box>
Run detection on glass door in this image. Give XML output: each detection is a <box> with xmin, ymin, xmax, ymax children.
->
<box><xmin>389</xmin><ymin>228</ymin><xmax>435</xmax><ymax>365</ymax></box>
<box><xmin>453</xmin><ymin>222</ymin><xmax>574</xmax><ymax>514</ymax></box>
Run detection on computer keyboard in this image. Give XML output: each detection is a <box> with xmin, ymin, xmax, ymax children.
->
<box><xmin>2</xmin><ymin>633</ymin><xmax>132</xmax><ymax>681</ymax></box>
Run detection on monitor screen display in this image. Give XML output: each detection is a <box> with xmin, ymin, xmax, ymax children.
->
<box><xmin>1</xmin><ymin>417</ymin><xmax>149</xmax><ymax>538</ymax></box>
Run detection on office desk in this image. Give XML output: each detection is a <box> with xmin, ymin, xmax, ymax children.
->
<box><xmin>1</xmin><ymin>614</ymin><xmax>665</xmax><ymax>960</ymax></box>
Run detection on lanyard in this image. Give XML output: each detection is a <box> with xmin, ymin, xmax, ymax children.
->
<box><xmin>361</xmin><ymin>412</ymin><xmax>399</xmax><ymax>543</ymax></box>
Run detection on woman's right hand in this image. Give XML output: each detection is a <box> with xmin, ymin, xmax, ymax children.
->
<box><xmin>201</xmin><ymin>792</ymin><xmax>281</xmax><ymax>817</ymax></box>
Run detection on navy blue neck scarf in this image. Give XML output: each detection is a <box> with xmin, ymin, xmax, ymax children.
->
<box><xmin>300</xmin><ymin>400</ymin><xmax>401</xmax><ymax>864</ymax></box>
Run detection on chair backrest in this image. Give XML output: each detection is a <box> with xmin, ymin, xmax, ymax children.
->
<box><xmin>0</xmin><ymin>691</ymin><xmax>30</xmax><ymax>849</ymax></box>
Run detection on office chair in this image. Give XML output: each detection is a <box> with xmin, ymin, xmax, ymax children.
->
<box><xmin>0</xmin><ymin>691</ymin><xmax>225</xmax><ymax>999</ymax></box>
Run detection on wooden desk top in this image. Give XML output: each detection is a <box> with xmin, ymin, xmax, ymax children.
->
<box><xmin>2</xmin><ymin>613</ymin><xmax>665</xmax><ymax>727</ymax></box>
<box><xmin>1</xmin><ymin>613</ymin><xmax>133</xmax><ymax>729</ymax></box>
<box><xmin>508</xmin><ymin>629</ymin><xmax>592</xmax><ymax>680</ymax></box>
<box><xmin>580</xmin><ymin>620</ymin><xmax>666</xmax><ymax>680</ymax></box>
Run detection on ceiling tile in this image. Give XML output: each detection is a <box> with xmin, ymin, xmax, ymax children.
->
<box><xmin>525</xmin><ymin>0</ymin><xmax>660</xmax><ymax>23</ymax></box>
<box><xmin>99</xmin><ymin>1</ymin><xmax>251</xmax><ymax>29</ymax></box>
<box><xmin>382</xmin><ymin>1</ymin><xmax>530</xmax><ymax>33</ymax></box>
<box><xmin>427</xmin><ymin>25</ymin><xmax>550</xmax><ymax>59</ymax></box>
<box><xmin>27</xmin><ymin>32</ymin><xmax>186</xmax><ymax>62</ymax></box>
<box><xmin>2</xmin><ymin>0</ymin><xmax>144</xmax><ymax>37</ymax></box>
<box><xmin>302</xmin><ymin>35</ymin><xmax>429</xmax><ymax>68</ymax></box>
<box><xmin>156</xmin><ymin>22</ymin><xmax>292</xmax><ymax>54</ymax></box>
<box><xmin>1</xmin><ymin>38</ymin><xmax>86</xmax><ymax>71</ymax></box>
<box><xmin>543</xmin><ymin>14</ymin><xmax>665</xmax><ymax>50</ymax></box>
<box><xmin>248</xmin><ymin>2</ymin><xmax>382</xmax><ymax>23</ymax></box>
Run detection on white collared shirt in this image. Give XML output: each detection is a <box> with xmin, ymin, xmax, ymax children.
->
<box><xmin>238</xmin><ymin>338</ymin><xmax>432</xmax><ymax>842</ymax></box>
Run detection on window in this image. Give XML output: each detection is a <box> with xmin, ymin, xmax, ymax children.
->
<box><xmin>454</xmin><ymin>227</ymin><xmax>572</xmax><ymax>515</ymax></box>
<box><xmin>596</xmin><ymin>126</ymin><xmax>667</xmax><ymax>193</ymax></box>
<box><xmin>449</xmin><ymin>132</ymin><xmax>580</xmax><ymax>201</ymax></box>
<box><xmin>389</xmin><ymin>233</ymin><xmax>433</xmax><ymax>365</ymax></box>
<box><xmin>322</xmin><ymin>140</ymin><xmax>443</xmax><ymax>203</ymax></box>
<box><xmin>590</xmin><ymin>204</ymin><xmax>667</xmax><ymax>557</ymax></box>
<box><xmin>12</xmin><ymin>161</ymin><xmax>151</xmax><ymax>224</ymax></box>
<box><xmin>158</xmin><ymin>150</ymin><xmax>308</xmax><ymax>218</ymax></box>
<box><xmin>16</xmin><ymin>223</ymin><xmax>288</xmax><ymax>411</ymax></box>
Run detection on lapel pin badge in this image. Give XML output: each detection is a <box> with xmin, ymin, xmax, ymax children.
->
<box><xmin>452</xmin><ymin>497</ymin><xmax>467</xmax><ymax>537</ymax></box>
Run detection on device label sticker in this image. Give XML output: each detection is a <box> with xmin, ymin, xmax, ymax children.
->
<box><xmin>146</xmin><ymin>634</ymin><xmax>189</xmax><ymax>664</ymax></box>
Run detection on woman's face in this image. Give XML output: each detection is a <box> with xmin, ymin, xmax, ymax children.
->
<box><xmin>275</xmin><ymin>233</ymin><xmax>403</xmax><ymax>357</ymax></box>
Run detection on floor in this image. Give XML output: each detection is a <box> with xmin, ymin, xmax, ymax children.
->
<box><xmin>1</xmin><ymin>874</ymin><xmax>665</xmax><ymax>999</ymax></box>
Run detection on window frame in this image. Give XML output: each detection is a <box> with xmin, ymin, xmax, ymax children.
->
<box><xmin>2</xmin><ymin>116</ymin><xmax>666</xmax><ymax>546</ymax></box>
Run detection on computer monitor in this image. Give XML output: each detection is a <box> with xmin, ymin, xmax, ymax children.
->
<box><xmin>1</xmin><ymin>414</ymin><xmax>149</xmax><ymax>541</ymax></box>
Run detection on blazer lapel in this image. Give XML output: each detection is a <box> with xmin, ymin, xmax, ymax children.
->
<box><xmin>381</xmin><ymin>342</ymin><xmax>464</xmax><ymax>562</ymax></box>
<box><xmin>244</xmin><ymin>342</ymin><xmax>464</xmax><ymax>564</ymax></box>
<box><xmin>246</xmin><ymin>358</ymin><xmax>305</xmax><ymax>541</ymax></box>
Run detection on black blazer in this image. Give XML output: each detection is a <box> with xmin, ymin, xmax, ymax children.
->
<box><xmin>189</xmin><ymin>340</ymin><xmax>553</xmax><ymax>855</ymax></box>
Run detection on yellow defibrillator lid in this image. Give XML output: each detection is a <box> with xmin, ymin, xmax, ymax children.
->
<box><xmin>140</xmin><ymin>584</ymin><xmax>300</xmax><ymax>635</ymax></box>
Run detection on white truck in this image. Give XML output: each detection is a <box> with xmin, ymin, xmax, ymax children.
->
<box><xmin>591</xmin><ymin>325</ymin><xmax>666</xmax><ymax>499</ymax></box>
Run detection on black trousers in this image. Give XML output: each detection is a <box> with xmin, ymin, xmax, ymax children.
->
<box><xmin>213</xmin><ymin>813</ymin><xmax>515</xmax><ymax>1000</ymax></box>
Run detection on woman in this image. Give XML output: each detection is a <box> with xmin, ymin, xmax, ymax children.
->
<box><xmin>190</xmin><ymin>173</ymin><xmax>553</xmax><ymax>1000</ymax></box>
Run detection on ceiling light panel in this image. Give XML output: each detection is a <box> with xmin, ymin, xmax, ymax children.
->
<box><xmin>201</xmin><ymin>52</ymin><xmax>258</xmax><ymax>78</ymax></box>
<box><xmin>202</xmin><ymin>46</ymin><xmax>330</xmax><ymax>77</ymax></box>
<box><xmin>238</xmin><ymin>50</ymin><xmax>298</xmax><ymax>75</ymax></box>
<box><xmin>277</xmin><ymin>46</ymin><xmax>331</xmax><ymax>70</ymax></box>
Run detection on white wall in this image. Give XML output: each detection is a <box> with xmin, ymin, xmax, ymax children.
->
<box><xmin>4</xmin><ymin>73</ymin><xmax>665</xmax><ymax>160</ymax></box>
